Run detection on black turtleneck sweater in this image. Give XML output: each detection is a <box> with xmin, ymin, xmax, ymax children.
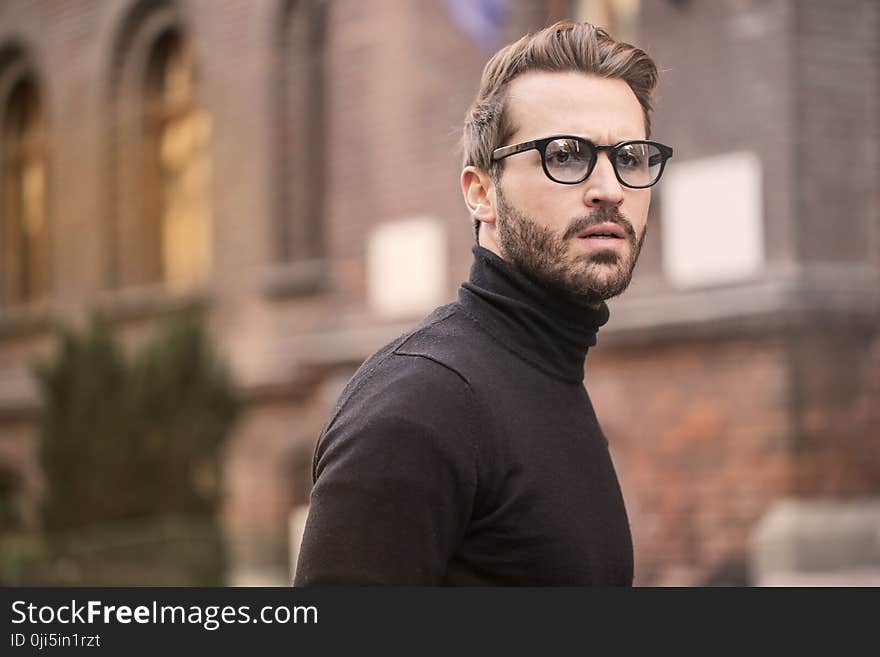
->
<box><xmin>294</xmin><ymin>245</ymin><xmax>633</xmax><ymax>586</ymax></box>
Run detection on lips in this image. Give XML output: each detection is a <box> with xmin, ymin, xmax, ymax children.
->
<box><xmin>577</xmin><ymin>222</ymin><xmax>626</xmax><ymax>239</ymax></box>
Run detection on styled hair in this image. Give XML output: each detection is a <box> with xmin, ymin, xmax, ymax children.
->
<box><xmin>462</xmin><ymin>20</ymin><xmax>659</xmax><ymax>242</ymax></box>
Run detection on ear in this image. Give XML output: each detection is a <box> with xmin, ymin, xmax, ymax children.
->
<box><xmin>460</xmin><ymin>166</ymin><xmax>497</xmax><ymax>227</ymax></box>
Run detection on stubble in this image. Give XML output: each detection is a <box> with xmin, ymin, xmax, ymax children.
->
<box><xmin>495</xmin><ymin>186</ymin><xmax>646</xmax><ymax>306</ymax></box>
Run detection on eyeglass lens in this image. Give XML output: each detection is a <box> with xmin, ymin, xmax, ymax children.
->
<box><xmin>544</xmin><ymin>138</ymin><xmax>664</xmax><ymax>187</ymax></box>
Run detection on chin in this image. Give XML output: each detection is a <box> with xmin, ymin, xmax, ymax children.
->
<box><xmin>571</xmin><ymin>262</ymin><xmax>633</xmax><ymax>300</ymax></box>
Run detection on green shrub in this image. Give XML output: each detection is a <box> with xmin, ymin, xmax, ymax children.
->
<box><xmin>29</xmin><ymin>311</ymin><xmax>240</xmax><ymax>584</ymax></box>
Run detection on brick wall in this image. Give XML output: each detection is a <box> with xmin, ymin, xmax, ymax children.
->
<box><xmin>589</xmin><ymin>334</ymin><xmax>792</xmax><ymax>584</ymax></box>
<box><xmin>0</xmin><ymin>0</ymin><xmax>877</xmax><ymax>585</ymax></box>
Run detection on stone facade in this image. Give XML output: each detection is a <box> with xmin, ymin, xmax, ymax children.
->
<box><xmin>0</xmin><ymin>0</ymin><xmax>877</xmax><ymax>585</ymax></box>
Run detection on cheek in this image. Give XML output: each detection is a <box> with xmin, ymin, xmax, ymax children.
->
<box><xmin>625</xmin><ymin>191</ymin><xmax>651</xmax><ymax>234</ymax></box>
<box><xmin>504</xmin><ymin>172</ymin><xmax>571</xmax><ymax>225</ymax></box>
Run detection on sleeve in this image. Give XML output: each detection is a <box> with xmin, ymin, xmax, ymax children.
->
<box><xmin>293</xmin><ymin>354</ymin><xmax>479</xmax><ymax>586</ymax></box>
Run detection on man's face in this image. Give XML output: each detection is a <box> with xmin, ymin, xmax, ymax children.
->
<box><xmin>484</xmin><ymin>71</ymin><xmax>652</xmax><ymax>305</ymax></box>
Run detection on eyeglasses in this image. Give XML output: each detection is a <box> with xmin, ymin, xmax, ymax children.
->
<box><xmin>491</xmin><ymin>135</ymin><xmax>673</xmax><ymax>189</ymax></box>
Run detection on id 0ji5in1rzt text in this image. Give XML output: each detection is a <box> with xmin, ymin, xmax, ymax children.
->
<box><xmin>11</xmin><ymin>633</ymin><xmax>101</xmax><ymax>649</ymax></box>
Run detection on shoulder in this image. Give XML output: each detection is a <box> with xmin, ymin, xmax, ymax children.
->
<box><xmin>314</xmin><ymin>307</ymin><xmax>482</xmax><ymax>480</ymax></box>
<box><xmin>325</xmin><ymin>344</ymin><xmax>477</xmax><ymax>441</ymax></box>
<box><xmin>393</xmin><ymin>303</ymin><xmax>489</xmax><ymax>386</ymax></box>
<box><xmin>329</xmin><ymin>303</ymin><xmax>483</xmax><ymax>417</ymax></box>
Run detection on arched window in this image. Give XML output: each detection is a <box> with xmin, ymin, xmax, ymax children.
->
<box><xmin>144</xmin><ymin>33</ymin><xmax>212</xmax><ymax>290</ymax></box>
<box><xmin>277</xmin><ymin>0</ymin><xmax>326</xmax><ymax>263</ymax></box>
<box><xmin>1</xmin><ymin>72</ymin><xmax>48</xmax><ymax>306</ymax></box>
<box><xmin>111</xmin><ymin>4</ymin><xmax>211</xmax><ymax>291</ymax></box>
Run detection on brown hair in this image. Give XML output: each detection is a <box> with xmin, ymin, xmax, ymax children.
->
<box><xmin>462</xmin><ymin>20</ymin><xmax>659</xmax><ymax>242</ymax></box>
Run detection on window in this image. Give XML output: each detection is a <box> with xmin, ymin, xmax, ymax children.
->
<box><xmin>277</xmin><ymin>0</ymin><xmax>326</xmax><ymax>263</ymax></box>
<box><xmin>144</xmin><ymin>33</ymin><xmax>212</xmax><ymax>290</ymax></box>
<box><xmin>110</xmin><ymin>4</ymin><xmax>211</xmax><ymax>291</ymax></box>
<box><xmin>1</xmin><ymin>75</ymin><xmax>48</xmax><ymax>306</ymax></box>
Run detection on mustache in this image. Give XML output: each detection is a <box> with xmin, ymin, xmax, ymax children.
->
<box><xmin>562</xmin><ymin>207</ymin><xmax>637</xmax><ymax>242</ymax></box>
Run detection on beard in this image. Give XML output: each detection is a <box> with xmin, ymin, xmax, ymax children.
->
<box><xmin>494</xmin><ymin>186</ymin><xmax>646</xmax><ymax>306</ymax></box>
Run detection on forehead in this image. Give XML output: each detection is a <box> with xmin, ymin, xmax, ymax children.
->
<box><xmin>504</xmin><ymin>70</ymin><xmax>646</xmax><ymax>143</ymax></box>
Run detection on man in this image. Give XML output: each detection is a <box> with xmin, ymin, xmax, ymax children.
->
<box><xmin>294</xmin><ymin>20</ymin><xmax>672</xmax><ymax>585</ymax></box>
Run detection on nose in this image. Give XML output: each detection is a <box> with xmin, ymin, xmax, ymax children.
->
<box><xmin>582</xmin><ymin>152</ymin><xmax>624</xmax><ymax>209</ymax></box>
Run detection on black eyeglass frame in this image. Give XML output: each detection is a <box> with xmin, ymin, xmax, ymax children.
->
<box><xmin>491</xmin><ymin>135</ymin><xmax>674</xmax><ymax>189</ymax></box>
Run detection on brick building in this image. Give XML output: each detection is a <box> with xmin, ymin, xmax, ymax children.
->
<box><xmin>0</xmin><ymin>0</ymin><xmax>877</xmax><ymax>585</ymax></box>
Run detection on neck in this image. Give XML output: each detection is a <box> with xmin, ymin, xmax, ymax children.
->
<box><xmin>457</xmin><ymin>245</ymin><xmax>610</xmax><ymax>383</ymax></box>
<box><xmin>478</xmin><ymin>237</ymin><xmax>607</xmax><ymax>311</ymax></box>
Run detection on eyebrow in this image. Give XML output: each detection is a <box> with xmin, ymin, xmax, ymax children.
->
<box><xmin>574</xmin><ymin>134</ymin><xmax>643</xmax><ymax>145</ymax></box>
<box><xmin>524</xmin><ymin>133</ymin><xmax>643</xmax><ymax>145</ymax></box>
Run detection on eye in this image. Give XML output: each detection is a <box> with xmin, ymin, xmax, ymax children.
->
<box><xmin>546</xmin><ymin>139</ymin><xmax>589</xmax><ymax>169</ymax></box>
<box><xmin>616</xmin><ymin>145</ymin><xmax>647</xmax><ymax>170</ymax></box>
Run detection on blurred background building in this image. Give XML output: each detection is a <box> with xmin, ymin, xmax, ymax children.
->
<box><xmin>0</xmin><ymin>0</ymin><xmax>877</xmax><ymax>586</ymax></box>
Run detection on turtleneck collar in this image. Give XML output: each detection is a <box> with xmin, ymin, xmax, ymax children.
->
<box><xmin>457</xmin><ymin>244</ymin><xmax>610</xmax><ymax>383</ymax></box>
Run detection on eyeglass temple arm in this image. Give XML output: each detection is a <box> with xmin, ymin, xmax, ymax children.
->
<box><xmin>492</xmin><ymin>140</ymin><xmax>539</xmax><ymax>161</ymax></box>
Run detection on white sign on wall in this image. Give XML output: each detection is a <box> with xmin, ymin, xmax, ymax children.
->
<box><xmin>367</xmin><ymin>217</ymin><xmax>448</xmax><ymax>318</ymax></box>
<box><xmin>661</xmin><ymin>151</ymin><xmax>765</xmax><ymax>289</ymax></box>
